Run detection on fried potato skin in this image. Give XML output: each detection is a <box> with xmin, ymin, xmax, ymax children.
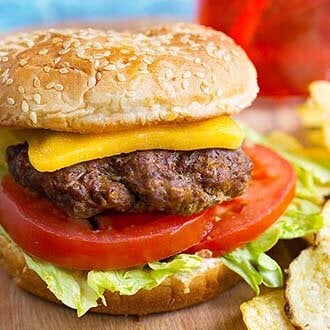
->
<box><xmin>284</xmin><ymin>242</ymin><xmax>330</xmax><ymax>330</ymax></box>
<box><xmin>240</xmin><ymin>290</ymin><xmax>295</xmax><ymax>330</ymax></box>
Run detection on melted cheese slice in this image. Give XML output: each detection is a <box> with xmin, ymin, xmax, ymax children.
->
<box><xmin>26</xmin><ymin>116</ymin><xmax>244</xmax><ymax>172</ymax></box>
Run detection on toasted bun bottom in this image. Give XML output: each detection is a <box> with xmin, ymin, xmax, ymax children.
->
<box><xmin>0</xmin><ymin>234</ymin><xmax>239</xmax><ymax>315</ymax></box>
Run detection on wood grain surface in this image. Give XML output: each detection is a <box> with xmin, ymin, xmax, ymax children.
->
<box><xmin>0</xmin><ymin>98</ymin><xmax>305</xmax><ymax>330</ymax></box>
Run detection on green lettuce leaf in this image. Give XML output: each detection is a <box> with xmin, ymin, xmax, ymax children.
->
<box><xmin>222</xmin><ymin>198</ymin><xmax>323</xmax><ymax>294</ymax></box>
<box><xmin>24</xmin><ymin>255</ymin><xmax>99</xmax><ymax>317</ymax></box>
<box><xmin>0</xmin><ymin>224</ymin><xmax>202</xmax><ymax>316</ymax></box>
<box><xmin>88</xmin><ymin>254</ymin><xmax>202</xmax><ymax>303</ymax></box>
<box><xmin>222</xmin><ymin>226</ymin><xmax>282</xmax><ymax>294</ymax></box>
<box><xmin>222</xmin><ymin>126</ymin><xmax>329</xmax><ymax>294</ymax></box>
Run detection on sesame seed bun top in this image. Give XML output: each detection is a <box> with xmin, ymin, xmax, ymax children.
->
<box><xmin>0</xmin><ymin>23</ymin><xmax>258</xmax><ymax>133</ymax></box>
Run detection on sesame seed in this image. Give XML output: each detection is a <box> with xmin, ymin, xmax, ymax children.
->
<box><xmin>5</xmin><ymin>78</ymin><xmax>13</xmax><ymax>86</ymax></box>
<box><xmin>21</xmin><ymin>100</ymin><xmax>29</xmax><ymax>112</ymax></box>
<box><xmin>195</xmin><ymin>71</ymin><xmax>206</xmax><ymax>79</ymax></box>
<box><xmin>119</xmin><ymin>97</ymin><xmax>128</xmax><ymax>109</ymax></box>
<box><xmin>33</xmin><ymin>77</ymin><xmax>40</xmax><ymax>88</ymax></box>
<box><xmin>215</xmin><ymin>50</ymin><xmax>226</xmax><ymax>59</ymax></box>
<box><xmin>202</xmin><ymin>62</ymin><xmax>211</xmax><ymax>70</ymax></box>
<box><xmin>172</xmin><ymin>106</ymin><xmax>182</xmax><ymax>113</ymax></box>
<box><xmin>101</xmin><ymin>59</ymin><xmax>109</xmax><ymax>67</ymax></box>
<box><xmin>38</xmin><ymin>49</ymin><xmax>48</xmax><ymax>55</ymax></box>
<box><xmin>30</xmin><ymin>112</ymin><xmax>37</xmax><ymax>124</ymax></box>
<box><xmin>120</xmin><ymin>49</ymin><xmax>129</xmax><ymax>54</ymax></box>
<box><xmin>117</xmin><ymin>63</ymin><xmax>125</xmax><ymax>69</ymax></box>
<box><xmin>43</xmin><ymin>66</ymin><xmax>50</xmax><ymax>73</ymax></box>
<box><xmin>26</xmin><ymin>40</ymin><xmax>34</xmax><ymax>48</ymax></box>
<box><xmin>33</xmin><ymin>93</ymin><xmax>41</xmax><ymax>104</ymax></box>
<box><xmin>58</xmin><ymin>48</ymin><xmax>70</xmax><ymax>55</ymax></box>
<box><xmin>87</xmin><ymin>77</ymin><xmax>96</xmax><ymax>88</ymax></box>
<box><xmin>54</xmin><ymin>83</ymin><xmax>64</xmax><ymax>91</ymax></box>
<box><xmin>165</xmin><ymin>69</ymin><xmax>173</xmax><ymax>79</ymax></box>
<box><xmin>46</xmin><ymin>82</ymin><xmax>55</xmax><ymax>89</ymax></box>
<box><xmin>182</xmin><ymin>80</ymin><xmax>189</xmax><ymax>89</ymax></box>
<box><xmin>126</xmin><ymin>90</ymin><xmax>136</xmax><ymax>97</ymax></box>
<box><xmin>216</xmin><ymin>88</ymin><xmax>222</xmax><ymax>97</ymax></box>
<box><xmin>96</xmin><ymin>72</ymin><xmax>102</xmax><ymax>81</ymax></box>
<box><xmin>116</xmin><ymin>73</ymin><xmax>126</xmax><ymax>82</ymax></box>
<box><xmin>93</xmin><ymin>42</ymin><xmax>102</xmax><ymax>49</ymax></box>
<box><xmin>103</xmin><ymin>50</ymin><xmax>111</xmax><ymax>57</ymax></box>
<box><xmin>104</xmin><ymin>64</ymin><xmax>116</xmax><ymax>71</ymax></box>
<box><xmin>139</xmin><ymin>70</ymin><xmax>149</xmax><ymax>74</ymax></box>
<box><xmin>1</xmin><ymin>56</ymin><xmax>8</xmax><ymax>62</ymax></box>
<box><xmin>54</xmin><ymin>57</ymin><xmax>61</xmax><ymax>65</ymax></box>
<box><xmin>1</xmin><ymin>68</ymin><xmax>9</xmax><ymax>77</ymax></box>
<box><xmin>77</xmin><ymin>50</ymin><xmax>86</xmax><ymax>59</ymax></box>
<box><xmin>52</xmin><ymin>37</ymin><xmax>63</xmax><ymax>44</ymax></box>
<box><xmin>183</xmin><ymin>71</ymin><xmax>191</xmax><ymax>79</ymax></box>
<box><xmin>211</xmin><ymin>73</ymin><xmax>217</xmax><ymax>83</ymax></box>
<box><xmin>193</xmin><ymin>57</ymin><xmax>201</xmax><ymax>64</ymax></box>
<box><xmin>63</xmin><ymin>40</ymin><xmax>71</xmax><ymax>49</ymax></box>
<box><xmin>201</xmin><ymin>86</ymin><xmax>211</xmax><ymax>95</ymax></box>
<box><xmin>59</xmin><ymin>68</ymin><xmax>69</xmax><ymax>74</ymax></box>
<box><xmin>94</xmin><ymin>53</ymin><xmax>104</xmax><ymax>60</ymax></box>
<box><xmin>7</xmin><ymin>97</ymin><xmax>15</xmax><ymax>105</ymax></box>
<box><xmin>18</xmin><ymin>85</ymin><xmax>25</xmax><ymax>94</ymax></box>
<box><xmin>19</xmin><ymin>59</ymin><xmax>28</xmax><ymax>67</ymax></box>
<box><xmin>143</xmin><ymin>57</ymin><xmax>153</xmax><ymax>65</ymax></box>
<box><xmin>72</xmin><ymin>39</ymin><xmax>81</xmax><ymax>48</ymax></box>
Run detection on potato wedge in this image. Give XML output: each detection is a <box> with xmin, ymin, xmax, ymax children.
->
<box><xmin>285</xmin><ymin>242</ymin><xmax>330</xmax><ymax>329</ymax></box>
<box><xmin>241</xmin><ymin>290</ymin><xmax>294</xmax><ymax>330</ymax></box>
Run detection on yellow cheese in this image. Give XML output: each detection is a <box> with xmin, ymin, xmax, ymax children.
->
<box><xmin>26</xmin><ymin>116</ymin><xmax>244</xmax><ymax>172</ymax></box>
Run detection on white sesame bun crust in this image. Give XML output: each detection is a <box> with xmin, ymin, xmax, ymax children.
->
<box><xmin>0</xmin><ymin>23</ymin><xmax>258</xmax><ymax>133</ymax></box>
<box><xmin>0</xmin><ymin>234</ymin><xmax>239</xmax><ymax>315</ymax></box>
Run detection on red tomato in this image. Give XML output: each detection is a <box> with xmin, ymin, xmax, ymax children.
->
<box><xmin>0</xmin><ymin>178</ymin><xmax>213</xmax><ymax>270</ymax></box>
<box><xmin>0</xmin><ymin>143</ymin><xmax>296</xmax><ymax>270</ymax></box>
<box><xmin>188</xmin><ymin>143</ymin><xmax>296</xmax><ymax>254</ymax></box>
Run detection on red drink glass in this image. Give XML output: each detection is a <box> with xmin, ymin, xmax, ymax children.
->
<box><xmin>198</xmin><ymin>0</ymin><xmax>330</xmax><ymax>96</ymax></box>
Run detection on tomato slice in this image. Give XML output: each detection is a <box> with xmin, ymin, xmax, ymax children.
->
<box><xmin>188</xmin><ymin>143</ymin><xmax>296</xmax><ymax>254</ymax></box>
<box><xmin>0</xmin><ymin>177</ymin><xmax>213</xmax><ymax>270</ymax></box>
<box><xmin>0</xmin><ymin>143</ymin><xmax>296</xmax><ymax>270</ymax></box>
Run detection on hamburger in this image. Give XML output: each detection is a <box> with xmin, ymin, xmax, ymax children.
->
<box><xmin>0</xmin><ymin>23</ymin><xmax>302</xmax><ymax>316</ymax></box>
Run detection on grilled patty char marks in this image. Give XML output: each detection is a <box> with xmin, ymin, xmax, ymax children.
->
<box><xmin>6</xmin><ymin>144</ymin><xmax>252</xmax><ymax>219</ymax></box>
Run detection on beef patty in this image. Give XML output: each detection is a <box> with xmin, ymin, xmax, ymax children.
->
<box><xmin>6</xmin><ymin>144</ymin><xmax>252</xmax><ymax>219</ymax></box>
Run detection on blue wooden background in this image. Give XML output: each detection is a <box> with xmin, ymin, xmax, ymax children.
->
<box><xmin>0</xmin><ymin>0</ymin><xmax>196</xmax><ymax>33</ymax></box>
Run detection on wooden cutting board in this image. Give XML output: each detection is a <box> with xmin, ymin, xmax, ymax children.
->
<box><xmin>0</xmin><ymin>98</ymin><xmax>306</xmax><ymax>330</ymax></box>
